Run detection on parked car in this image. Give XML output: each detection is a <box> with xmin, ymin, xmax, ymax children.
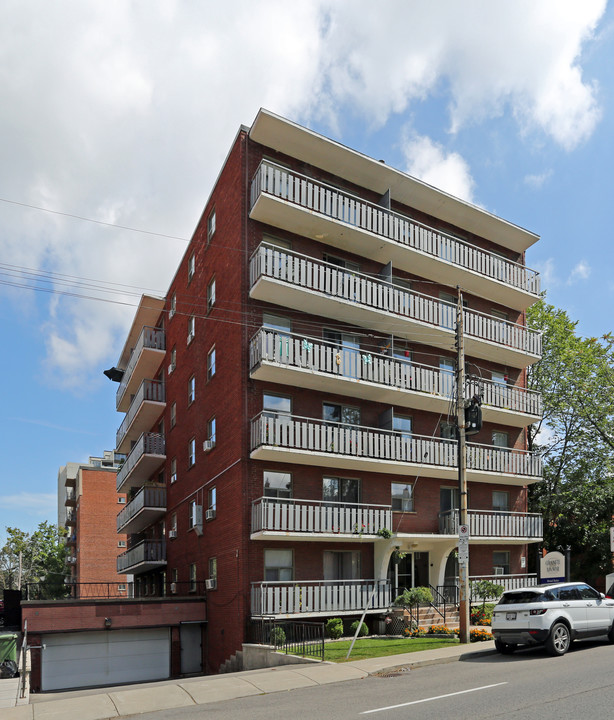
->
<box><xmin>492</xmin><ymin>582</ymin><xmax>614</xmax><ymax>656</ymax></box>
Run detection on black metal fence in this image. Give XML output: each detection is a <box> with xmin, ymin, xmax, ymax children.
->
<box><xmin>25</xmin><ymin>580</ymin><xmax>207</xmax><ymax>601</ymax></box>
<box><xmin>249</xmin><ymin>617</ymin><xmax>325</xmax><ymax>661</ymax></box>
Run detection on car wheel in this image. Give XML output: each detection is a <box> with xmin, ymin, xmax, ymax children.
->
<box><xmin>494</xmin><ymin>639</ymin><xmax>516</xmax><ymax>654</ymax></box>
<box><xmin>546</xmin><ymin>622</ymin><xmax>571</xmax><ymax>656</ymax></box>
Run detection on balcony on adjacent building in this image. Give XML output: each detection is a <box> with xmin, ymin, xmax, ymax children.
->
<box><xmin>251</xmin><ymin>497</ymin><xmax>392</xmax><ymax>540</ymax></box>
<box><xmin>250</xmin><ymin>414</ymin><xmax>542</xmax><ymax>487</ymax></box>
<box><xmin>251</xmin><ymin>578</ymin><xmax>391</xmax><ymax>618</ymax></box>
<box><xmin>64</xmin><ymin>488</ymin><xmax>76</xmax><ymax>507</ymax></box>
<box><xmin>250</xmin><ymin>328</ymin><xmax>542</xmax><ymax>427</ymax></box>
<box><xmin>117</xmin><ymin>485</ymin><xmax>167</xmax><ymax>535</ymax></box>
<box><xmin>116</xmin><ymin>432</ymin><xmax>165</xmax><ymax>493</ymax></box>
<box><xmin>116</xmin><ymin>326</ymin><xmax>166</xmax><ymax>412</ymax></box>
<box><xmin>250</xmin><ymin>160</ymin><xmax>540</xmax><ymax>310</ymax></box>
<box><xmin>439</xmin><ymin>509</ymin><xmax>543</xmax><ymax>542</ymax></box>
<box><xmin>117</xmin><ymin>539</ymin><xmax>166</xmax><ymax>574</ymax></box>
<box><xmin>116</xmin><ymin>379</ymin><xmax>166</xmax><ymax>453</ymax></box>
<box><xmin>249</xmin><ymin>244</ymin><xmax>541</xmax><ymax>369</ymax></box>
<box><xmin>65</xmin><ymin>509</ymin><xmax>77</xmax><ymax>527</ymax></box>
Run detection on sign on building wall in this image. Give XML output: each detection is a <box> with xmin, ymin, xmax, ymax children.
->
<box><xmin>540</xmin><ymin>551</ymin><xmax>566</xmax><ymax>584</ymax></box>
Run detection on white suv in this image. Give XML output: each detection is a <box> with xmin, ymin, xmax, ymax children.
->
<box><xmin>492</xmin><ymin>582</ymin><xmax>614</xmax><ymax>656</ymax></box>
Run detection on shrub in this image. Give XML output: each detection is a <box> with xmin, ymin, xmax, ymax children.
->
<box><xmin>376</xmin><ymin>528</ymin><xmax>392</xmax><ymax>539</ymax></box>
<box><xmin>471</xmin><ymin>580</ymin><xmax>504</xmax><ymax>608</ymax></box>
<box><xmin>349</xmin><ymin>620</ymin><xmax>368</xmax><ymax>637</ymax></box>
<box><xmin>470</xmin><ymin>606</ymin><xmax>493</xmax><ymax>626</ymax></box>
<box><xmin>270</xmin><ymin>626</ymin><xmax>286</xmax><ymax>647</ymax></box>
<box><xmin>393</xmin><ymin>586</ymin><xmax>433</xmax><ymax>608</ymax></box>
<box><xmin>405</xmin><ymin>627</ymin><xmax>426</xmax><ymax>638</ymax></box>
<box><xmin>470</xmin><ymin>628</ymin><xmax>493</xmax><ymax>642</ymax></box>
<box><xmin>326</xmin><ymin>617</ymin><xmax>344</xmax><ymax>639</ymax></box>
<box><xmin>427</xmin><ymin>625</ymin><xmax>455</xmax><ymax>636</ymax></box>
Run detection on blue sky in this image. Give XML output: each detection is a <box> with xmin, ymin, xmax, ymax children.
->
<box><xmin>1</xmin><ymin>1</ymin><xmax>612</xmax><ymax>541</ymax></box>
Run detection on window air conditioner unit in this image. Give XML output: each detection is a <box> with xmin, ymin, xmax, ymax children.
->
<box><xmin>205</xmin><ymin>578</ymin><xmax>217</xmax><ymax>591</ymax></box>
<box><xmin>168</xmin><ymin>529</ymin><xmax>177</xmax><ymax>539</ymax></box>
<box><xmin>170</xmin><ymin>473</ymin><xmax>177</xmax><ymax>484</ymax></box>
<box><xmin>205</xmin><ymin>508</ymin><xmax>216</xmax><ymax>521</ymax></box>
<box><xmin>203</xmin><ymin>440</ymin><xmax>215</xmax><ymax>453</ymax></box>
<box><xmin>170</xmin><ymin>582</ymin><xmax>177</xmax><ymax>594</ymax></box>
<box><xmin>493</xmin><ymin>566</ymin><xmax>505</xmax><ymax>575</ymax></box>
<box><xmin>168</xmin><ymin>364</ymin><xmax>174</xmax><ymax>375</ymax></box>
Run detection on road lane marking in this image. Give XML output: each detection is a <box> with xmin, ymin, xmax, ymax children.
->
<box><xmin>360</xmin><ymin>682</ymin><xmax>508</xmax><ymax>714</ymax></box>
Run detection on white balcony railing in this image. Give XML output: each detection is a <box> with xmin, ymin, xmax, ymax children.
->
<box><xmin>250</xmin><ymin>328</ymin><xmax>542</xmax><ymax>418</ymax></box>
<box><xmin>251</xmin><ymin>497</ymin><xmax>392</xmax><ymax>536</ymax></box>
<box><xmin>117</xmin><ymin>486</ymin><xmax>167</xmax><ymax>532</ymax></box>
<box><xmin>250</xmin><ymin>244</ymin><xmax>542</xmax><ymax>359</ymax></box>
<box><xmin>251</xmin><ymin>579</ymin><xmax>391</xmax><ymax>617</ymax></box>
<box><xmin>117</xmin><ymin>539</ymin><xmax>166</xmax><ymax>573</ymax></box>
<box><xmin>250</xmin><ymin>414</ymin><xmax>542</xmax><ymax>479</ymax></box>
<box><xmin>469</xmin><ymin>573</ymin><xmax>538</xmax><ymax>593</ymax></box>
<box><xmin>116</xmin><ymin>432</ymin><xmax>165</xmax><ymax>492</ymax></box>
<box><xmin>251</xmin><ymin>160</ymin><xmax>540</xmax><ymax>297</ymax></box>
<box><xmin>116</xmin><ymin>326</ymin><xmax>165</xmax><ymax>408</ymax></box>
<box><xmin>116</xmin><ymin>379</ymin><xmax>166</xmax><ymax>449</ymax></box>
<box><xmin>439</xmin><ymin>509</ymin><xmax>543</xmax><ymax>538</ymax></box>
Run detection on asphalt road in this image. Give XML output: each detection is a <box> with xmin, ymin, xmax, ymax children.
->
<box><xmin>130</xmin><ymin>637</ymin><xmax>614</xmax><ymax>720</ymax></box>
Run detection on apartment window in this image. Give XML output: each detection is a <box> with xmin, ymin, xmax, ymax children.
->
<box><xmin>208</xmin><ymin>487</ymin><xmax>217</xmax><ymax>512</ymax></box>
<box><xmin>440</xmin><ymin>421</ymin><xmax>456</xmax><ymax>440</ymax></box>
<box><xmin>492</xmin><ymin>370</ymin><xmax>508</xmax><ymax>386</ymax></box>
<box><xmin>263</xmin><ymin>392</ymin><xmax>291</xmax><ymax>418</ymax></box>
<box><xmin>393</xmin><ymin>414</ymin><xmax>412</xmax><ymax>439</ymax></box>
<box><xmin>391</xmin><ymin>483</ymin><xmax>414</xmax><ymax>512</ymax></box>
<box><xmin>188</xmin><ymin>375</ymin><xmax>195</xmax><ymax>405</ymax></box>
<box><xmin>493</xmin><ymin>551</ymin><xmax>510</xmax><ymax>575</ymax></box>
<box><xmin>170</xmin><ymin>512</ymin><xmax>177</xmax><ymax>533</ymax></box>
<box><xmin>187</xmin><ymin>315</ymin><xmax>195</xmax><ymax>344</ymax></box>
<box><xmin>118</xmin><ymin>540</ymin><xmax>127</xmax><ymax>548</ymax></box>
<box><xmin>169</xmin><ymin>293</ymin><xmax>176</xmax><ymax>319</ymax></box>
<box><xmin>172</xmin><ymin>568</ymin><xmax>178</xmax><ymax>583</ymax></box>
<box><xmin>189</xmin><ymin>563</ymin><xmax>197</xmax><ymax>592</ymax></box>
<box><xmin>264</xmin><ymin>470</ymin><xmax>292</xmax><ymax>498</ymax></box>
<box><xmin>264</xmin><ymin>549</ymin><xmax>293</xmax><ymax>581</ymax></box>
<box><xmin>170</xmin><ymin>457</ymin><xmax>177</xmax><ymax>484</ymax></box>
<box><xmin>170</xmin><ymin>402</ymin><xmax>176</xmax><ymax>429</ymax></box>
<box><xmin>323</xmin><ymin>550</ymin><xmax>360</xmax><ymax>580</ymax></box>
<box><xmin>493</xmin><ymin>491</ymin><xmax>510</xmax><ymax>513</ymax></box>
<box><xmin>323</xmin><ymin>476</ymin><xmax>360</xmax><ymax>504</ymax></box>
<box><xmin>207</xmin><ymin>208</ymin><xmax>216</xmax><ymax>242</ymax></box>
<box><xmin>263</xmin><ymin>234</ymin><xmax>291</xmax><ymax>251</ymax></box>
<box><xmin>493</xmin><ymin>431</ymin><xmax>509</xmax><ymax>449</ymax></box>
<box><xmin>323</xmin><ymin>253</ymin><xmax>360</xmax><ymax>273</ymax></box>
<box><xmin>188</xmin><ymin>253</ymin><xmax>195</xmax><ymax>283</ymax></box>
<box><xmin>263</xmin><ymin>313</ymin><xmax>291</xmax><ymax>333</ymax></box>
<box><xmin>392</xmin><ymin>340</ymin><xmax>412</xmax><ymax>363</ymax></box>
<box><xmin>117</xmin><ymin>496</ymin><xmax>126</xmax><ymax>504</ymax></box>
<box><xmin>118</xmin><ymin>584</ymin><xmax>126</xmax><ymax>592</ymax></box>
<box><xmin>169</xmin><ymin>346</ymin><xmax>176</xmax><ymax>374</ymax></box>
<box><xmin>323</xmin><ymin>402</ymin><xmax>360</xmax><ymax>426</ymax></box>
<box><xmin>188</xmin><ymin>500</ymin><xmax>196</xmax><ymax>529</ymax></box>
<box><xmin>188</xmin><ymin>437</ymin><xmax>196</xmax><ymax>468</ymax></box>
<box><xmin>440</xmin><ymin>357</ymin><xmax>455</xmax><ymax>396</ymax></box>
<box><xmin>207</xmin><ymin>346</ymin><xmax>216</xmax><ymax>380</ymax></box>
<box><xmin>209</xmin><ymin>557</ymin><xmax>217</xmax><ymax>584</ymax></box>
<box><xmin>207</xmin><ymin>417</ymin><xmax>216</xmax><ymax>446</ymax></box>
<box><xmin>207</xmin><ymin>277</ymin><xmax>216</xmax><ymax>313</ymax></box>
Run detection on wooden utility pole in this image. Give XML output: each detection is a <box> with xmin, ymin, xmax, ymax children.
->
<box><xmin>456</xmin><ymin>288</ymin><xmax>470</xmax><ymax>643</ymax></box>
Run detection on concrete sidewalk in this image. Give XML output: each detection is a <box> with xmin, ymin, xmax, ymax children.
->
<box><xmin>2</xmin><ymin>640</ymin><xmax>495</xmax><ymax>720</ymax></box>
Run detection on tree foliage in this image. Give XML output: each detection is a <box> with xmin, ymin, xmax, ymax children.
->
<box><xmin>0</xmin><ymin>522</ymin><xmax>68</xmax><ymax>597</ymax></box>
<box><xmin>527</xmin><ymin>298</ymin><xmax>614</xmax><ymax>583</ymax></box>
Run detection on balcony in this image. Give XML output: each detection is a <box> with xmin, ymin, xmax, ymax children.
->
<box><xmin>116</xmin><ymin>379</ymin><xmax>166</xmax><ymax>453</ymax></box>
<box><xmin>64</xmin><ymin>488</ymin><xmax>76</xmax><ymax>507</ymax></box>
<box><xmin>117</xmin><ymin>485</ymin><xmax>167</xmax><ymax>534</ymax></box>
<box><xmin>250</xmin><ymin>328</ymin><xmax>542</xmax><ymax>427</ymax></box>
<box><xmin>117</xmin><ymin>539</ymin><xmax>166</xmax><ymax>574</ymax></box>
<box><xmin>250</xmin><ymin>160</ymin><xmax>540</xmax><ymax>310</ymax></box>
<box><xmin>66</xmin><ymin>534</ymin><xmax>76</xmax><ymax>546</ymax></box>
<box><xmin>251</xmin><ymin>579</ymin><xmax>391</xmax><ymax>618</ymax></box>
<box><xmin>116</xmin><ymin>326</ymin><xmax>166</xmax><ymax>412</ymax></box>
<box><xmin>250</xmin><ymin>414</ymin><xmax>542</xmax><ymax>487</ymax></box>
<box><xmin>65</xmin><ymin>509</ymin><xmax>77</xmax><ymax>527</ymax></box>
<box><xmin>251</xmin><ymin>497</ymin><xmax>392</xmax><ymax>540</ymax></box>
<box><xmin>439</xmin><ymin>509</ymin><xmax>543</xmax><ymax>542</ymax></box>
<box><xmin>116</xmin><ymin>432</ymin><xmax>165</xmax><ymax>493</ymax></box>
<box><xmin>250</xmin><ymin>244</ymin><xmax>541</xmax><ymax>368</ymax></box>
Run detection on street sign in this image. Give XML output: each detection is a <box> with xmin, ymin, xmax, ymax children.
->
<box><xmin>459</xmin><ymin>524</ymin><xmax>469</xmax><ymax>538</ymax></box>
<box><xmin>458</xmin><ymin>535</ymin><xmax>469</xmax><ymax>564</ymax></box>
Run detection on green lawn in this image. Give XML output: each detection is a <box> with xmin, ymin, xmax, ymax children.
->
<box><xmin>324</xmin><ymin>636</ymin><xmax>460</xmax><ymax>662</ymax></box>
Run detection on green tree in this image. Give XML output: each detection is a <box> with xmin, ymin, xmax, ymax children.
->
<box><xmin>0</xmin><ymin>522</ymin><xmax>68</xmax><ymax>598</ymax></box>
<box><xmin>527</xmin><ymin>299</ymin><xmax>614</xmax><ymax>582</ymax></box>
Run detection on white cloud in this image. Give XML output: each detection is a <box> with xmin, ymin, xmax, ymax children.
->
<box><xmin>402</xmin><ymin>134</ymin><xmax>476</xmax><ymax>203</ymax></box>
<box><xmin>524</xmin><ymin>170</ymin><xmax>553</xmax><ymax>189</ymax></box>
<box><xmin>535</xmin><ymin>258</ymin><xmax>558</xmax><ymax>289</ymax></box>
<box><xmin>567</xmin><ymin>260</ymin><xmax>591</xmax><ymax>284</ymax></box>
<box><xmin>0</xmin><ymin>492</ymin><xmax>56</xmax><ymax>516</ymax></box>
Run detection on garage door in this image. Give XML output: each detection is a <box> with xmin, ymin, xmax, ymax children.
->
<box><xmin>41</xmin><ymin>628</ymin><xmax>170</xmax><ymax>691</ymax></box>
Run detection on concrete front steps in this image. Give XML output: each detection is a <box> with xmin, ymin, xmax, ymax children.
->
<box><xmin>417</xmin><ymin>606</ymin><xmax>459</xmax><ymax>628</ymax></box>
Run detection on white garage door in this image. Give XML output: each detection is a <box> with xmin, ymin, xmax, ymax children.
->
<box><xmin>41</xmin><ymin>628</ymin><xmax>170</xmax><ymax>691</ymax></box>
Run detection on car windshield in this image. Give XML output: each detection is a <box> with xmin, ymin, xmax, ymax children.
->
<box><xmin>497</xmin><ymin>590</ymin><xmax>545</xmax><ymax>605</ymax></box>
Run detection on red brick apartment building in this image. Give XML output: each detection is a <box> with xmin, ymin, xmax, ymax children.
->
<box><xmin>25</xmin><ymin>109</ymin><xmax>543</xmax><ymax>688</ymax></box>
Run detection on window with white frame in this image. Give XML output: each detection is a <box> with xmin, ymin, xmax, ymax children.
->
<box><xmin>118</xmin><ymin>496</ymin><xmax>126</xmax><ymax>504</ymax></box>
<box><xmin>188</xmin><ymin>375</ymin><xmax>195</xmax><ymax>405</ymax></box>
<box><xmin>492</xmin><ymin>490</ymin><xmax>510</xmax><ymax>512</ymax></box>
<box><xmin>207</xmin><ymin>346</ymin><xmax>216</xmax><ymax>380</ymax></box>
<box><xmin>169</xmin><ymin>293</ymin><xmax>176</xmax><ymax>319</ymax></box>
<box><xmin>207</xmin><ymin>417</ymin><xmax>216</xmax><ymax>446</ymax></box>
<box><xmin>322</xmin><ymin>476</ymin><xmax>360</xmax><ymax>504</ymax></box>
<box><xmin>207</xmin><ymin>209</ymin><xmax>216</xmax><ymax>242</ymax></box>
<box><xmin>170</xmin><ymin>457</ymin><xmax>177</xmax><ymax>484</ymax></box>
<box><xmin>264</xmin><ymin>548</ymin><xmax>293</xmax><ymax>581</ymax></box>
<box><xmin>207</xmin><ymin>277</ymin><xmax>216</xmax><ymax>313</ymax></box>
<box><xmin>118</xmin><ymin>540</ymin><xmax>127</xmax><ymax>547</ymax></box>
<box><xmin>393</xmin><ymin>414</ymin><xmax>412</xmax><ymax>438</ymax></box>
<box><xmin>187</xmin><ymin>315</ymin><xmax>195</xmax><ymax>344</ymax></box>
<box><xmin>323</xmin><ymin>550</ymin><xmax>361</xmax><ymax>580</ymax></box>
<box><xmin>440</xmin><ymin>421</ymin><xmax>456</xmax><ymax>440</ymax></box>
<box><xmin>208</xmin><ymin>487</ymin><xmax>216</xmax><ymax>511</ymax></box>
<box><xmin>209</xmin><ymin>557</ymin><xmax>217</xmax><ymax>584</ymax></box>
<box><xmin>169</xmin><ymin>346</ymin><xmax>176</xmax><ymax>373</ymax></box>
<box><xmin>170</xmin><ymin>512</ymin><xmax>177</xmax><ymax>533</ymax></box>
<box><xmin>188</xmin><ymin>437</ymin><xmax>196</xmax><ymax>467</ymax></box>
<box><xmin>492</xmin><ymin>431</ymin><xmax>509</xmax><ymax>449</ymax></box>
<box><xmin>493</xmin><ymin>550</ymin><xmax>510</xmax><ymax>575</ymax></box>
<box><xmin>189</xmin><ymin>563</ymin><xmax>197</xmax><ymax>592</ymax></box>
<box><xmin>264</xmin><ymin>470</ymin><xmax>292</xmax><ymax>498</ymax></box>
<box><xmin>263</xmin><ymin>392</ymin><xmax>291</xmax><ymax>419</ymax></box>
<box><xmin>188</xmin><ymin>500</ymin><xmax>196</xmax><ymax>529</ymax></box>
<box><xmin>188</xmin><ymin>253</ymin><xmax>195</xmax><ymax>283</ymax></box>
<box><xmin>170</xmin><ymin>402</ymin><xmax>176</xmax><ymax>428</ymax></box>
<box><xmin>391</xmin><ymin>483</ymin><xmax>414</xmax><ymax>512</ymax></box>
<box><xmin>323</xmin><ymin>402</ymin><xmax>360</xmax><ymax>426</ymax></box>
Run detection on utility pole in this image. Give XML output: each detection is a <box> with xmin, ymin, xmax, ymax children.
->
<box><xmin>456</xmin><ymin>288</ymin><xmax>470</xmax><ymax>644</ymax></box>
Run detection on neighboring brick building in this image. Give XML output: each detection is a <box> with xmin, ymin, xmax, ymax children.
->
<box><xmin>59</xmin><ymin>451</ymin><xmax>128</xmax><ymax>595</ymax></box>
<box><xmin>110</xmin><ymin>109</ymin><xmax>543</xmax><ymax>672</ymax></box>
